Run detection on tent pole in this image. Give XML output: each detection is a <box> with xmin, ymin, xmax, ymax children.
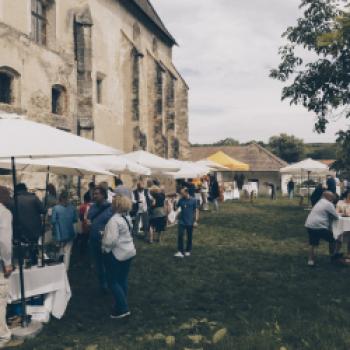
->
<box><xmin>11</xmin><ymin>157</ymin><xmax>28</xmax><ymax>327</ymax></box>
<box><xmin>41</xmin><ymin>167</ymin><xmax>50</xmax><ymax>267</ymax></box>
<box><xmin>307</xmin><ymin>171</ymin><xmax>311</xmax><ymax>206</ymax></box>
<box><xmin>77</xmin><ymin>176</ymin><xmax>81</xmax><ymax>202</ymax></box>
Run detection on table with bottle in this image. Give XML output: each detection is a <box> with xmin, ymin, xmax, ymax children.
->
<box><xmin>7</xmin><ymin>262</ymin><xmax>71</xmax><ymax>322</ymax></box>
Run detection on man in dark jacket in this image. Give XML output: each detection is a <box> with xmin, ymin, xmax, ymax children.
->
<box><xmin>12</xmin><ymin>183</ymin><xmax>45</xmax><ymax>242</ymax></box>
<box><xmin>326</xmin><ymin>175</ymin><xmax>337</xmax><ymax>194</ymax></box>
<box><xmin>87</xmin><ymin>186</ymin><xmax>113</xmax><ymax>293</ymax></box>
<box><xmin>10</xmin><ymin>183</ymin><xmax>45</xmax><ymax>264</ymax></box>
<box><xmin>209</xmin><ymin>175</ymin><xmax>220</xmax><ymax>211</ymax></box>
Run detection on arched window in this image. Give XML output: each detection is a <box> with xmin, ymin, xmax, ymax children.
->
<box><xmin>133</xmin><ymin>23</ymin><xmax>141</xmax><ymax>43</ymax></box>
<box><xmin>0</xmin><ymin>67</ymin><xmax>20</xmax><ymax>105</ymax></box>
<box><xmin>51</xmin><ymin>84</ymin><xmax>67</xmax><ymax>115</ymax></box>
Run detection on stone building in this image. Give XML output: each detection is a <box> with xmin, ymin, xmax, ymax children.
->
<box><xmin>0</xmin><ymin>0</ymin><xmax>190</xmax><ymax>160</ymax></box>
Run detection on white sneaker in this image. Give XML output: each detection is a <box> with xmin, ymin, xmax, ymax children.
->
<box><xmin>307</xmin><ymin>260</ymin><xmax>315</xmax><ymax>267</ymax></box>
<box><xmin>174</xmin><ymin>252</ymin><xmax>184</xmax><ymax>258</ymax></box>
<box><xmin>184</xmin><ymin>252</ymin><xmax>191</xmax><ymax>257</ymax></box>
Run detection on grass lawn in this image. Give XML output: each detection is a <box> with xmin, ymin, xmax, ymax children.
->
<box><xmin>15</xmin><ymin>199</ymin><xmax>350</xmax><ymax>350</ymax></box>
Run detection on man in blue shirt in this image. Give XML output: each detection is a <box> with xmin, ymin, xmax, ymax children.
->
<box><xmin>87</xmin><ymin>186</ymin><xmax>113</xmax><ymax>292</ymax></box>
<box><xmin>51</xmin><ymin>191</ymin><xmax>77</xmax><ymax>271</ymax></box>
<box><xmin>174</xmin><ymin>187</ymin><xmax>199</xmax><ymax>258</ymax></box>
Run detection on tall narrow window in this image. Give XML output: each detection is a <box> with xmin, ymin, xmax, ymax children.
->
<box><xmin>96</xmin><ymin>78</ymin><xmax>103</xmax><ymax>104</ymax></box>
<box><xmin>32</xmin><ymin>0</ymin><xmax>47</xmax><ymax>45</ymax></box>
<box><xmin>52</xmin><ymin>85</ymin><xmax>66</xmax><ymax>115</ymax></box>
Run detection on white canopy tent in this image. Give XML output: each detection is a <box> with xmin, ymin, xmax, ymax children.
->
<box><xmin>280</xmin><ymin>158</ymin><xmax>333</xmax><ymax>198</ymax></box>
<box><xmin>196</xmin><ymin>159</ymin><xmax>229</xmax><ymax>171</ymax></box>
<box><xmin>165</xmin><ymin>159</ymin><xmax>211</xmax><ymax>179</ymax></box>
<box><xmin>165</xmin><ymin>164</ymin><xmax>211</xmax><ymax>179</ymax></box>
<box><xmin>123</xmin><ymin>150</ymin><xmax>180</xmax><ymax>174</ymax></box>
<box><xmin>0</xmin><ymin>113</ymin><xmax>121</xmax><ymax>159</ymax></box>
<box><xmin>0</xmin><ymin>157</ymin><xmax>114</xmax><ymax>176</ymax></box>
<box><xmin>63</xmin><ymin>155</ymin><xmax>151</xmax><ymax>176</ymax></box>
<box><xmin>0</xmin><ymin>112</ymin><xmax>122</xmax><ymax>329</ymax></box>
<box><xmin>280</xmin><ymin>158</ymin><xmax>331</xmax><ymax>175</ymax></box>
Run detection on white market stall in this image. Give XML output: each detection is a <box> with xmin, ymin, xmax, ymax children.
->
<box><xmin>280</xmin><ymin>158</ymin><xmax>334</xmax><ymax>197</ymax></box>
<box><xmin>0</xmin><ymin>112</ymin><xmax>121</xmax><ymax>332</ymax></box>
<box><xmin>123</xmin><ymin>150</ymin><xmax>180</xmax><ymax>174</ymax></box>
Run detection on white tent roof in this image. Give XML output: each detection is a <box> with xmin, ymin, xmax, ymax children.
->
<box><xmin>280</xmin><ymin>158</ymin><xmax>330</xmax><ymax>174</ymax></box>
<box><xmin>165</xmin><ymin>159</ymin><xmax>211</xmax><ymax>179</ymax></box>
<box><xmin>0</xmin><ymin>157</ymin><xmax>114</xmax><ymax>176</ymax></box>
<box><xmin>62</xmin><ymin>155</ymin><xmax>151</xmax><ymax>176</ymax></box>
<box><xmin>0</xmin><ymin>113</ymin><xmax>121</xmax><ymax>159</ymax></box>
<box><xmin>123</xmin><ymin>150</ymin><xmax>180</xmax><ymax>173</ymax></box>
<box><xmin>196</xmin><ymin>159</ymin><xmax>229</xmax><ymax>171</ymax></box>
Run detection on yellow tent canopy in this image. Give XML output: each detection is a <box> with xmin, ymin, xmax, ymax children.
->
<box><xmin>207</xmin><ymin>151</ymin><xmax>250</xmax><ymax>171</ymax></box>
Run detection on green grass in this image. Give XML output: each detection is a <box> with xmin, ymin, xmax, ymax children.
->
<box><xmin>15</xmin><ymin>199</ymin><xmax>350</xmax><ymax>350</ymax></box>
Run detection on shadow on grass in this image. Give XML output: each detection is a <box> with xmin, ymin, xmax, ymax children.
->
<box><xmin>15</xmin><ymin>200</ymin><xmax>350</xmax><ymax>350</ymax></box>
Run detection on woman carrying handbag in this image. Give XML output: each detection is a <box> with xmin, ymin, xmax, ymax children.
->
<box><xmin>102</xmin><ymin>195</ymin><xmax>136</xmax><ymax>319</ymax></box>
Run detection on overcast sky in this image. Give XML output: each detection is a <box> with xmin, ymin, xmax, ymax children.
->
<box><xmin>151</xmin><ymin>0</ymin><xmax>350</xmax><ymax>144</ymax></box>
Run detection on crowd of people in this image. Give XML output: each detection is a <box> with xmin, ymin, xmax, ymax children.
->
<box><xmin>0</xmin><ymin>174</ymin><xmax>224</xmax><ymax>347</ymax></box>
<box><xmin>1</xmin><ymin>171</ymin><xmax>348</xmax><ymax>346</ymax></box>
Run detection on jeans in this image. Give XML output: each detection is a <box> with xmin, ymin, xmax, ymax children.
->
<box><xmin>213</xmin><ymin>199</ymin><xmax>220</xmax><ymax>211</ymax></box>
<box><xmin>133</xmin><ymin>212</ymin><xmax>149</xmax><ymax>237</ymax></box>
<box><xmin>59</xmin><ymin>240</ymin><xmax>73</xmax><ymax>272</ymax></box>
<box><xmin>178</xmin><ymin>225</ymin><xmax>193</xmax><ymax>253</ymax></box>
<box><xmin>288</xmin><ymin>190</ymin><xmax>294</xmax><ymax>199</ymax></box>
<box><xmin>90</xmin><ymin>238</ymin><xmax>108</xmax><ymax>290</ymax></box>
<box><xmin>103</xmin><ymin>253</ymin><xmax>132</xmax><ymax>314</ymax></box>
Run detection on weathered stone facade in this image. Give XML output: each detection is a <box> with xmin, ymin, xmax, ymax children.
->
<box><xmin>0</xmin><ymin>0</ymin><xmax>190</xmax><ymax>159</ymax></box>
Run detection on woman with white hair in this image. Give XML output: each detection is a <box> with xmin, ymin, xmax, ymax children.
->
<box><xmin>102</xmin><ymin>195</ymin><xmax>136</xmax><ymax>319</ymax></box>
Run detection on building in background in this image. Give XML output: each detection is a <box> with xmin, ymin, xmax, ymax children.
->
<box><xmin>191</xmin><ymin>143</ymin><xmax>287</xmax><ymax>195</ymax></box>
<box><xmin>0</xmin><ymin>0</ymin><xmax>190</xmax><ymax>160</ymax></box>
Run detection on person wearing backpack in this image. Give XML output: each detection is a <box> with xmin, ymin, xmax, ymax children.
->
<box><xmin>131</xmin><ymin>181</ymin><xmax>153</xmax><ymax>241</ymax></box>
<box><xmin>102</xmin><ymin>195</ymin><xmax>136</xmax><ymax>319</ymax></box>
<box><xmin>87</xmin><ymin>186</ymin><xmax>113</xmax><ymax>293</ymax></box>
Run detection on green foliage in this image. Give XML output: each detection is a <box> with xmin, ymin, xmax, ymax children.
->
<box><xmin>213</xmin><ymin>137</ymin><xmax>240</xmax><ymax>146</ymax></box>
<box><xmin>268</xmin><ymin>133</ymin><xmax>305</xmax><ymax>163</ymax></box>
<box><xmin>192</xmin><ymin>138</ymin><xmax>240</xmax><ymax>147</ymax></box>
<box><xmin>304</xmin><ymin>143</ymin><xmax>337</xmax><ymax>159</ymax></box>
<box><xmin>270</xmin><ymin>0</ymin><xmax>350</xmax><ymax>133</ymax></box>
<box><xmin>332</xmin><ymin>130</ymin><xmax>350</xmax><ymax>176</ymax></box>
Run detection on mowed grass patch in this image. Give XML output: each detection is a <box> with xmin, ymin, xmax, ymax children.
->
<box><xmin>15</xmin><ymin>199</ymin><xmax>350</xmax><ymax>350</ymax></box>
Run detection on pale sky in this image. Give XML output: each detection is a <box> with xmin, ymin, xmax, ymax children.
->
<box><xmin>151</xmin><ymin>0</ymin><xmax>350</xmax><ymax>144</ymax></box>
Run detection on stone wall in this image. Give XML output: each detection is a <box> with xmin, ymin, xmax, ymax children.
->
<box><xmin>0</xmin><ymin>0</ymin><xmax>190</xmax><ymax>193</ymax></box>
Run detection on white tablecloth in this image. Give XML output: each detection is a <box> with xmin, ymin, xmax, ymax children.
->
<box><xmin>8</xmin><ymin>264</ymin><xmax>71</xmax><ymax>319</ymax></box>
<box><xmin>224</xmin><ymin>190</ymin><xmax>240</xmax><ymax>201</ymax></box>
<box><xmin>333</xmin><ymin>217</ymin><xmax>350</xmax><ymax>240</ymax></box>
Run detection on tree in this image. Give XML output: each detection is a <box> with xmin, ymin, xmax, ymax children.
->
<box><xmin>213</xmin><ymin>138</ymin><xmax>240</xmax><ymax>146</ymax></box>
<box><xmin>270</xmin><ymin>0</ymin><xmax>350</xmax><ymax>133</ymax></box>
<box><xmin>332</xmin><ymin>130</ymin><xmax>350</xmax><ymax>177</ymax></box>
<box><xmin>268</xmin><ymin>134</ymin><xmax>305</xmax><ymax>163</ymax></box>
